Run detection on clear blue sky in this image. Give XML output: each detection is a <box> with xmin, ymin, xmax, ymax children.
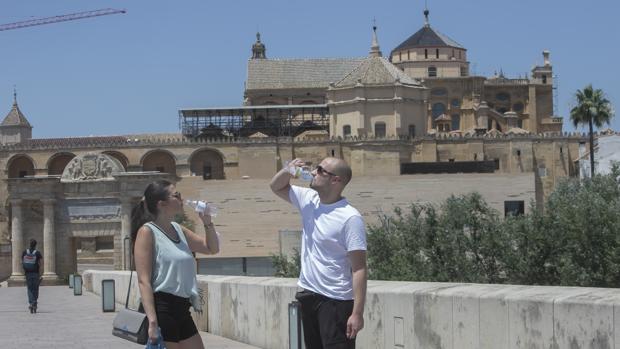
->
<box><xmin>1</xmin><ymin>0</ymin><xmax>617</xmax><ymax>138</ymax></box>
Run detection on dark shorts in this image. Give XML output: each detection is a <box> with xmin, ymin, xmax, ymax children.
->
<box><xmin>153</xmin><ymin>292</ymin><xmax>198</xmax><ymax>343</ymax></box>
<box><xmin>295</xmin><ymin>289</ymin><xmax>355</xmax><ymax>349</ymax></box>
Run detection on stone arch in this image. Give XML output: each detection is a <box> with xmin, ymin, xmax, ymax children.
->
<box><xmin>141</xmin><ymin>149</ymin><xmax>177</xmax><ymax>176</ymax></box>
<box><xmin>188</xmin><ymin>148</ymin><xmax>225</xmax><ymax>180</ymax></box>
<box><xmin>102</xmin><ymin>151</ymin><xmax>129</xmax><ymax>170</ymax></box>
<box><xmin>47</xmin><ymin>152</ymin><xmax>76</xmax><ymax>175</ymax></box>
<box><xmin>7</xmin><ymin>154</ymin><xmax>36</xmax><ymax>178</ymax></box>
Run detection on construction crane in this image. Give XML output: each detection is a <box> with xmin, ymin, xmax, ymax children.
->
<box><xmin>0</xmin><ymin>8</ymin><xmax>126</xmax><ymax>32</ymax></box>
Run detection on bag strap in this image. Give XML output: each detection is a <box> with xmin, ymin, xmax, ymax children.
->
<box><xmin>125</xmin><ymin>242</ymin><xmax>136</xmax><ymax>309</ymax></box>
<box><xmin>125</xmin><ymin>267</ymin><xmax>133</xmax><ymax>309</ymax></box>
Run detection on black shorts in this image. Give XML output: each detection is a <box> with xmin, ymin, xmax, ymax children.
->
<box><xmin>295</xmin><ymin>289</ymin><xmax>355</xmax><ymax>349</ymax></box>
<box><xmin>153</xmin><ymin>292</ymin><xmax>198</xmax><ymax>343</ymax></box>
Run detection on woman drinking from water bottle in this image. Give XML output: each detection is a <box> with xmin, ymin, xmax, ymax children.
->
<box><xmin>131</xmin><ymin>179</ymin><xmax>220</xmax><ymax>349</ymax></box>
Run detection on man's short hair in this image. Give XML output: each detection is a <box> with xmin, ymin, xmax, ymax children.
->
<box><xmin>329</xmin><ymin>158</ymin><xmax>352</xmax><ymax>186</ymax></box>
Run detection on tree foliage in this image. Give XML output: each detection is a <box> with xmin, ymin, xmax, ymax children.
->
<box><xmin>570</xmin><ymin>84</ymin><xmax>614</xmax><ymax>177</ymax></box>
<box><xmin>174</xmin><ymin>212</ymin><xmax>195</xmax><ymax>232</ymax></box>
<box><xmin>271</xmin><ymin>248</ymin><xmax>301</xmax><ymax>278</ymax></box>
<box><xmin>367</xmin><ymin>166</ymin><xmax>620</xmax><ymax>287</ymax></box>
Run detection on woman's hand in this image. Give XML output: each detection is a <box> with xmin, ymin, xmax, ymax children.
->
<box><xmin>198</xmin><ymin>210</ymin><xmax>211</xmax><ymax>225</ymax></box>
<box><xmin>148</xmin><ymin>322</ymin><xmax>159</xmax><ymax>344</ymax></box>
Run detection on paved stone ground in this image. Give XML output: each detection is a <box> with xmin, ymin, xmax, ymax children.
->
<box><xmin>0</xmin><ymin>285</ymin><xmax>260</xmax><ymax>349</ymax></box>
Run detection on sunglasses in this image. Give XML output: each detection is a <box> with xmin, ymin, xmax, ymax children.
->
<box><xmin>170</xmin><ymin>191</ymin><xmax>182</xmax><ymax>200</ymax></box>
<box><xmin>315</xmin><ymin>165</ymin><xmax>338</xmax><ymax>177</ymax></box>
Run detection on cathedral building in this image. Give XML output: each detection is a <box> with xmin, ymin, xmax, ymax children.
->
<box><xmin>241</xmin><ymin>10</ymin><xmax>561</xmax><ymax>139</ymax></box>
<box><xmin>0</xmin><ymin>10</ymin><xmax>584</xmax><ymax>283</ymax></box>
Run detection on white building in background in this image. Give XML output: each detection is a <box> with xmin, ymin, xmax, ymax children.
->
<box><xmin>579</xmin><ymin>132</ymin><xmax>620</xmax><ymax>177</ymax></box>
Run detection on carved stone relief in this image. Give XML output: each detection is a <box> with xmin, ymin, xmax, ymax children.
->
<box><xmin>61</xmin><ymin>152</ymin><xmax>125</xmax><ymax>182</ymax></box>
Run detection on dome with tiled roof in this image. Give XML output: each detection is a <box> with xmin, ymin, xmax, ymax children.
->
<box><xmin>391</xmin><ymin>9</ymin><xmax>464</xmax><ymax>53</ymax></box>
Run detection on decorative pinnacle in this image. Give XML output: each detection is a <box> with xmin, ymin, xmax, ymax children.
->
<box><xmin>424</xmin><ymin>9</ymin><xmax>430</xmax><ymax>26</ymax></box>
<box><xmin>370</xmin><ymin>21</ymin><xmax>382</xmax><ymax>57</ymax></box>
<box><xmin>13</xmin><ymin>86</ymin><xmax>17</xmax><ymax>105</ymax></box>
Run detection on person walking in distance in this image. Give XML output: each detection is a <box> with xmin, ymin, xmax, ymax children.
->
<box><xmin>22</xmin><ymin>238</ymin><xmax>42</xmax><ymax>314</ymax></box>
<box><xmin>132</xmin><ymin>180</ymin><xmax>220</xmax><ymax>349</ymax></box>
<box><xmin>270</xmin><ymin>157</ymin><xmax>367</xmax><ymax>349</ymax></box>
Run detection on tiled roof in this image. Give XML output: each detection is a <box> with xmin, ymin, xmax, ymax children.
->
<box><xmin>246</xmin><ymin>58</ymin><xmax>365</xmax><ymax>90</ymax></box>
<box><xmin>392</xmin><ymin>25</ymin><xmax>464</xmax><ymax>53</ymax></box>
<box><xmin>24</xmin><ymin>136</ymin><xmax>130</xmax><ymax>147</ymax></box>
<box><xmin>1</xmin><ymin>102</ymin><xmax>32</xmax><ymax>128</ymax></box>
<box><xmin>334</xmin><ymin>56</ymin><xmax>421</xmax><ymax>87</ymax></box>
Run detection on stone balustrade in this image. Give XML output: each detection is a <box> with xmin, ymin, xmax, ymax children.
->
<box><xmin>0</xmin><ymin>132</ymin><xmax>596</xmax><ymax>151</ymax></box>
<box><xmin>84</xmin><ymin>270</ymin><xmax>620</xmax><ymax>349</ymax></box>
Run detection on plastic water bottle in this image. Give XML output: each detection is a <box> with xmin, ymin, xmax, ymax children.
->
<box><xmin>145</xmin><ymin>327</ymin><xmax>166</xmax><ymax>349</ymax></box>
<box><xmin>185</xmin><ymin>200</ymin><xmax>218</xmax><ymax>217</ymax></box>
<box><xmin>284</xmin><ymin>161</ymin><xmax>313</xmax><ymax>181</ymax></box>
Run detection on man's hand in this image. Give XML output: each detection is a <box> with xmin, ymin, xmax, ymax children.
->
<box><xmin>270</xmin><ymin>158</ymin><xmax>306</xmax><ymax>203</ymax></box>
<box><xmin>346</xmin><ymin>312</ymin><xmax>364</xmax><ymax>339</ymax></box>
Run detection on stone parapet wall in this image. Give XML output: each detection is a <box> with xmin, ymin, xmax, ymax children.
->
<box><xmin>84</xmin><ymin>270</ymin><xmax>620</xmax><ymax>349</ymax></box>
<box><xmin>0</xmin><ymin>132</ymin><xmax>593</xmax><ymax>152</ymax></box>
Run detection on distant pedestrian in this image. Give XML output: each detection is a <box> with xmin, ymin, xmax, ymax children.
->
<box><xmin>22</xmin><ymin>238</ymin><xmax>42</xmax><ymax>313</ymax></box>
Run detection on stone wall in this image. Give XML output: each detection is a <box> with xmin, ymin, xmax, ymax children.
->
<box><xmin>84</xmin><ymin>270</ymin><xmax>620</xmax><ymax>349</ymax></box>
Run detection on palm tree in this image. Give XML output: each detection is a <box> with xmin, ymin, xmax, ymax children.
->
<box><xmin>570</xmin><ymin>84</ymin><xmax>614</xmax><ymax>177</ymax></box>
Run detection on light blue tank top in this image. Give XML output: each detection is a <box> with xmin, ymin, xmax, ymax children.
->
<box><xmin>144</xmin><ymin>222</ymin><xmax>202</xmax><ymax>311</ymax></box>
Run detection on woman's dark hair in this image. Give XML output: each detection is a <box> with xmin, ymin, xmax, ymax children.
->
<box><xmin>130</xmin><ymin>180</ymin><xmax>173</xmax><ymax>245</ymax></box>
<box><xmin>29</xmin><ymin>238</ymin><xmax>37</xmax><ymax>250</ymax></box>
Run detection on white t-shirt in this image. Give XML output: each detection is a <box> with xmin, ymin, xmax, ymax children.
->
<box><xmin>289</xmin><ymin>185</ymin><xmax>367</xmax><ymax>300</ymax></box>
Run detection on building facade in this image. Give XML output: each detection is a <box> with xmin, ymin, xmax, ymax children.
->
<box><xmin>0</xmin><ymin>9</ymin><xmax>587</xmax><ymax>282</ymax></box>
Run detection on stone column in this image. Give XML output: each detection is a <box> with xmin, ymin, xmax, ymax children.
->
<box><xmin>42</xmin><ymin>199</ymin><xmax>58</xmax><ymax>281</ymax></box>
<box><xmin>10</xmin><ymin>199</ymin><xmax>24</xmax><ymax>279</ymax></box>
<box><xmin>120</xmin><ymin>198</ymin><xmax>133</xmax><ymax>270</ymax></box>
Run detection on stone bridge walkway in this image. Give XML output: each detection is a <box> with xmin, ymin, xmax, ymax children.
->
<box><xmin>0</xmin><ymin>285</ymin><xmax>259</xmax><ymax>349</ymax></box>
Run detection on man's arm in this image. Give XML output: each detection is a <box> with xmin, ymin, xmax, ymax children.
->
<box><xmin>346</xmin><ymin>250</ymin><xmax>367</xmax><ymax>339</ymax></box>
<box><xmin>269</xmin><ymin>158</ymin><xmax>304</xmax><ymax>203</ymax></box>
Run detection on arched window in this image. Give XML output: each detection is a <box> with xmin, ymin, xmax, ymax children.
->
<box><xmin>141</xmin><ymin>150</ymin><xmax>177</xmax><ymax>176</ymax></box>
<box><xmin>451</xmin><ymin>114</ymin><xmax>460</xmax><ymax>131</ymax></box>
<box><xmin>496</xmin><ymin>92</ymin><xmax>510</xmax><ymax>101</ymax></box>
<box><xmin>513</xmin><ymin>102</ymin><xmax>524</xmax><ymax>113</ymax></box>
<box><xmin>436</xmin><ymin>49</ymin><xmax>439</xmax><ymax>59</ymax></box>
<box><xmin>428</xmin><ymin>66</ymin><xmax>437</xmax><ymax>78</ymax></box>
<box><xmin>343</xmin><ymin>125</ymin><xmax>351</xmax><ymax>137</ymax></box>
<box><xmin>408</xmin><ymin>125</ymin><xmax>416</xmax><ymax>137</ymax></box>
<box><xmin>424</xmin><ymin>49</ymin><xmax>428</xmax><ymax>59</ymax></box>
<box><xmin>432</xmin><ymin>103</ymin><xmax>446</xmax><ymax>117</ymax></box>
<box><xmin>47</xmin><ymin>153</ymin><xmax>75</xmax><ymax>175</ymax></box>
<box><xmin>460</xmin><ymin>66</ymin><xmax>468</xmax><ymax>77</ymax></box>
<box><xmin>430</xmin><ymin>88</ymin><xmax>447</xmax><ymax>96</ymax></box>
<box><xmin>189</xmin><ymin>148</ymin><xmax>225</xmax><ymax>180</ymax></box>
<box><xmin>374</xmin><ymin>122</ymin><xmax>386</xmax><ymax>138</ymax></box>
<box><xmin>8</xmin><ymin>155</ymin><xmax>35</xmax><ymax>178</ymax></box>
<box><xmin>432</xmin><ymin>103</ymin><xmax>446</xmax><ymax>128</ymax></box>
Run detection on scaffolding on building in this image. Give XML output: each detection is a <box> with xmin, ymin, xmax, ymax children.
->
<box><xmin>178</xmin><ymin>104</ymin><xmax>330</xmax><ymax>138</ymax></box>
